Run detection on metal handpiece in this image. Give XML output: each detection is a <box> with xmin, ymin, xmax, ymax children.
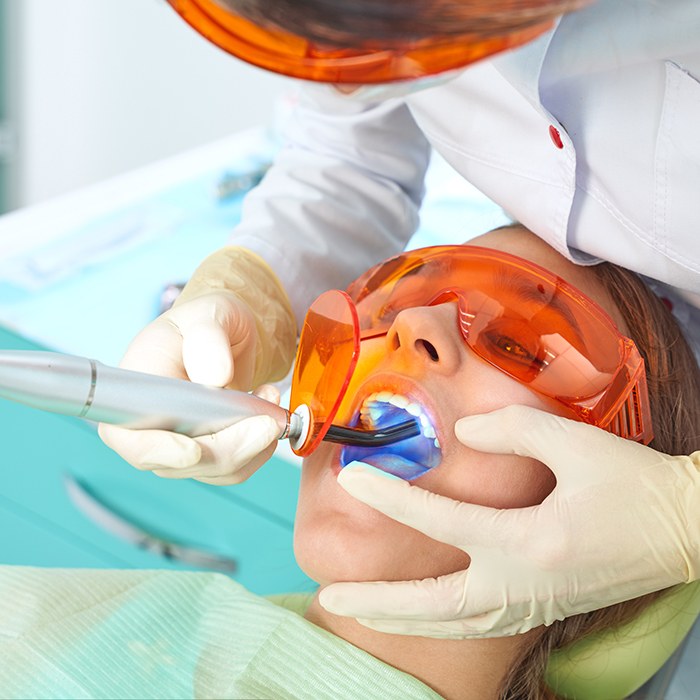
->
<box><xmin>0</xmin><ymin>350</ymin><xmax>420</xmax><ymax>448</ymax></box>
<box><xmin>0</xmin><ymin>350</ymin><xmax>300</xmax><ymax>440</ymax></box>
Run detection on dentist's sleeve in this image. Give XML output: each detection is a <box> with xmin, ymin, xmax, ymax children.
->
<box><xmin>232</xmin><ymin>84</ymin><xmax>433</xmax><ymax>328</ymax></box>
<box><xmin>319</xmin><ymin>406</ymin><xmax>700</xmax><ymax>638</ymax></box>
<box><xmin>100</xmin><ymin>87</ymin><xmax>431</xmax><ymax>482</ymax></box>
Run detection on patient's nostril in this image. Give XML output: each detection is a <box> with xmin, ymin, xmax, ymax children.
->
<box><xmin>418</xmin><ymin>339</ymin><xmax>439</xmax><ymax>361</ymax></box>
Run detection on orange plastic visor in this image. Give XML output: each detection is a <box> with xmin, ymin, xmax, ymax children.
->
<box><xmin>290</xmin><ymin>245</ymin><xmax>653</xmax><ymax>456</ymax></box>
<box><xmin>290</xmin><ymin>289</ymin><xmax>360</xmax><ymax>455</ymax></box>
<box><xmin>166</xmin><ymin>0</ymin><xmax>554</xmax><ymax>83</ymax></box>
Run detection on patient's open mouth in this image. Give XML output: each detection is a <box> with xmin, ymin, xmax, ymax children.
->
<box><xmin>340</xmin><ymin>391</ymin><xmax>442</xmax><ymax>480</ymax></box>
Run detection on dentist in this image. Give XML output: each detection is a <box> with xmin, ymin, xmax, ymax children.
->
<box><xmin>99</xmin><ymin>0</ymin><xmax>700</xmax><ymax>637</ymax></box>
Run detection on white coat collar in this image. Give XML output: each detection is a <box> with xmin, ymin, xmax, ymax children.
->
<box><xmin>489</xmin><ymin>17</ymin><xmax>560</xmax><ymax>117</ymax></box>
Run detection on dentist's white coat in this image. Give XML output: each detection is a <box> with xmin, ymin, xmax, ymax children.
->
<box><xmin>231</xmin><ymin>0</ymin><xmax>700</xmax><ymax>343</ymax></box>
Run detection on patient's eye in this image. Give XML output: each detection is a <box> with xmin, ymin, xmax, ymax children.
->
<box><xmin>377</xmin><ymin>300</ymin><xmax>402</xmax><ymax>321</ymax></box>
<box><xmin>489</xmin><ymin>334</ymin><xmax>538</xmax><ymax>363</ymax></box>
<box><xmin>480</xmin><ymin>318</ymin><xmax>545</xmax><ymax>373</ymax></box>
<box><xmin>375</xmin><ymin>294</ymin><xmax>419</xmax><ymax>324</ymax></box>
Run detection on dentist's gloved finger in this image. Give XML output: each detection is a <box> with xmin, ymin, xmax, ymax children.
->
<box><xmin>455</xmin><ymin>405</ymin><xmax>638</xmax><ymax>486</ymax></box>
<box><xmin>119</xmin><ymin>317</ymin><xmax>189</xmax><ymax>379</ymax></box>
<box><xmin>98</xmin><ymin>423</ymin><xmax>202</xmax><ymax>470</ymax></box>
<box><xmin>455</xmin><ymin>405</ymin><xmax>584</xmax><ymax>461</ymax></box>
<box><xmin>145</xmin><ymin>384</ymin><xmax>281</xmax><ymax>480</ymax></box>
<box><xmin>106</xmin><ymin>412</ymin><xmax>279</xmax><ymax>478</ymax></box>
<box><xmin>320</xmin><ymin>569</ymin><xmax>500</xmax><ymax>623</ymax></box>
<box><xmin>150</xmin><ymin>466</ymin><xmax>205</xmax><ymax>479</ymax></box>
<box><xmin>354</xmin><ymin>617</ymin><xmax>473</xmax><ymax>639</ymax></box>
<box><xmin>338</xmin><ymin>462</ymin><xmax>521</xmax><ymax>549</ymax></box>
<box><xmin>178</xmin><ymin>296</ymin><xmax>257</xmax><ymax>389</ymax></box>
<box><xmin>353</xmin><ymin>612</ymin><xmax>526</xmax><ymax>639</ymax></box>
<box><xmin>252</xmin><ymin>383</ymin><xmax>281</xmax><ymax>405</ymax></box>
<box><xmin>180</xmin><ymin>321</ymin><xmax>237</xmax><ymax>388</ymax></box>
<box><xmin>193</xmin><ymin>415</ymin><xmax>280</xmax><ymax>476</ymax></box>
<box><xmin>147</xmin><ymin>461</ymin><xmax>271</xmax><ymax>481</ymax></box>
<box><xmin>193</xmin><ymin>442</ymin><xmax>278</xmax><ymax>485</ymax></box>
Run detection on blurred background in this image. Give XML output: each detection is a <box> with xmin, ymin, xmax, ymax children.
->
<box><xmin>0</xmin><ymin>0</ymin><xmax>311</xmax><ymax>595</ymax></box>
<box><xmin>0</xmin><ymin>0</ymin><xmax>288</xmax><ymax>212</ymax></box>
<box><xmin>0</xmin><ymin>0</ymin><xmax>506</xmax><ymax>365</ymax></box>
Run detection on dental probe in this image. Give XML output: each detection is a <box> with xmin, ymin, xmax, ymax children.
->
<box><xmin>0</xmin><ymin>350</ymin><xmax>419</xmax><ymax>449</ymax></box>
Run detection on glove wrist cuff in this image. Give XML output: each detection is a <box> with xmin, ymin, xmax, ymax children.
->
<box><xmin>176</xmin><ymin>246</ymin><xmax>296</xmax><ymax>386</ymax></box>
<box><xmin>686</xmin><ymin>451</ymin><xmax>700</xmax><ymax>580</ymax></box>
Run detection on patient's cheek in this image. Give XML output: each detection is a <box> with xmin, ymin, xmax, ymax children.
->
<box><xmin>531</xmin><ymin>462</ymin><xmax>557</xmax><ymax>504</ymax></box>
<box><xmin>421</xmin><ymin>452</ymin><xmax>556</xmax><ymax>511</ymax></box>
<box><xmin>481</xmin><ymin>457</ymin><xmax>556</xmax><ymax>509</ymax></box>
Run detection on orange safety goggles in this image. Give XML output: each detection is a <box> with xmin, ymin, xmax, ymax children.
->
<box><xmin>289</xmin><ymin>245</ymin><xmax>653</xmax><ymax>456</ymax></box>
<box><xmin>166</xmin><ymin>0</ymin><xmax>555</xmax><ymax>83</ymax></box>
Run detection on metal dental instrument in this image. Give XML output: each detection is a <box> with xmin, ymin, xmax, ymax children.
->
<box><xmin>0</xmin><ymin>350</ymin><xmax>419</xmax><ymax>450</ymax></box>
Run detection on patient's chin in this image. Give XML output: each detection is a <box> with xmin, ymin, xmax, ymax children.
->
<box><xmin>293</xmin><ymin>523</ymin><xmax>471</xmax><ymax>587</ymax></box>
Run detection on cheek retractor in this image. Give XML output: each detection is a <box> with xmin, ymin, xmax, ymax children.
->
<box><xmin>340</xmin><ymin>396</ymin><xmax>442</xmax><ymax>480</ymax></box>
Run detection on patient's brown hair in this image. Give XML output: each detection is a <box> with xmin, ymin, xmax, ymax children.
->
<box><xmin>500</xmin><ymin>260</ymin><xmax>700</xmax><ymax>699</ymax></box>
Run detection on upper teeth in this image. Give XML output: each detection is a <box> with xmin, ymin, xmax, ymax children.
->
<box><xmin>360</xmin><ymin>391</ymin><xmax>439</xmax><ymax>445</ymax></box>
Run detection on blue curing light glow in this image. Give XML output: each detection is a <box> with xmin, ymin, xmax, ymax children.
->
<box><xmin>340</xmin><ymin>398</ymin><xmax>442</xmax><ymax>480</ymax></box>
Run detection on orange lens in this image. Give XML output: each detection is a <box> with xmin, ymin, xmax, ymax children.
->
<box><xmin>167</xmin><ymin>0</ymin><xmax>554</xmax><ymax>83</ymax></box>
<box><xmin>348</xmin><ymin>246</ymin><xmax>653</xmax><ymax>443</ymax></box>
<box><xmin>450</xmin><ymin>290</ymin><xmax>649</xmax><ymax>439</ymax></box>
<box><xmin>290</xmin><ymin>290</ymin><xmax>360</xmax><ymax>456</ymax></box>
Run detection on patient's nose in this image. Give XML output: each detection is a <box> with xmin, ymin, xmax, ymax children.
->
<box><xmin>386</xmin><ymin>304</ymin><xmax>462</xmax><ymax>373</ymax></box>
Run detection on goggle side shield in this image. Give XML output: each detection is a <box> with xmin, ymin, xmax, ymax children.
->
<box><xmin>290</xmin><ymin>290</ymin><xmax>360</xmax><ymax>455</ymax></box>
<box><xmin>167</xmin><ymin>0</ymin><xmax>554</xmax><ymax>83</ymax></box>
<box><xmin>291</xmin><ymin>246</ymin><xmax>653</xmax><ymax>456</ymax></box>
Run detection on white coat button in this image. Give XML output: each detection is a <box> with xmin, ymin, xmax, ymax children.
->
<box><xmin>549</xmin><ymin>125</ymin><xmax>564</xmax><ymax>149</ymax></box>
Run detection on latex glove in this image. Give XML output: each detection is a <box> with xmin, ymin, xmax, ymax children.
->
<box><xmin>98</xmin><ymin>247</ymin><xmax>297</xmax><ymax>485</ymax></box>
<box><xmin>319</xmin><ymin>405</ymin><xmax>700</xmax><ymax>638</ymax></box>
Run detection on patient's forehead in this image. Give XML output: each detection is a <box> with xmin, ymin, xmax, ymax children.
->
<box><xmin>468</xmin><ymin>226</ymin><xmax>627</xmax><ymax>332</ymax></box>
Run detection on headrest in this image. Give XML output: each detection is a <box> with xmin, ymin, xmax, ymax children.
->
<box><xmin>546</xmin><ymin>581</ymin><xmax>700</xmax><ymax>698</ymax></box>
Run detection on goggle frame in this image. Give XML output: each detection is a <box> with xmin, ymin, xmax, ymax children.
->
<box><xmin>290</xmin><ymin>245</ymin><xmax>653</xmax><ymax>455</ymax></box>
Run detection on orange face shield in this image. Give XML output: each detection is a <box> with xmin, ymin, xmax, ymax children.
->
<box><xmin>289</xmin><ymin>246</ymin><xmax>653</xmax><ymax>457</ymax></box>
<box><xmin>166</xmin><ymin>0</ymin><xmax>555</xmax><ymax>83</ymax></box>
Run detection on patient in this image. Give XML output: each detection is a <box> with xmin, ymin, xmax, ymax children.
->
<box><xmin>1</xmin><ymin>225</ymin><xmax>698</xmax><ymax>700</ymax></box>
<box><xmin>293</xmin><ymin>225</ymin><xmax>700</xmax><ymax>699</ymax></box>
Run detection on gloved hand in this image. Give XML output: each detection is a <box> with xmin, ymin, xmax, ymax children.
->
<box><xmin>98</xmin><ymin>247</ymin><xmax>297</xmax><ymax>485</ymax></box>
<box><xmin>319</xmin><ymin>405</ymin><xmax>700</xmax><ymax>638</ymax></box>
